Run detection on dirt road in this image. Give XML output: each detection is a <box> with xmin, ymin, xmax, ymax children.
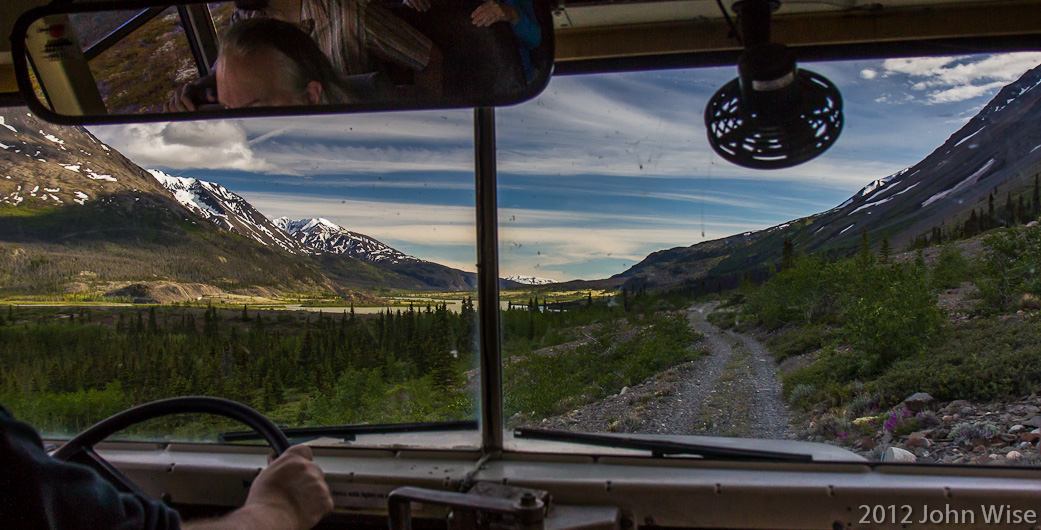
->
<box><xmin>538</xmin><ymin>303</ymin><xmax>792</xmax><ymax>439</ymax></box>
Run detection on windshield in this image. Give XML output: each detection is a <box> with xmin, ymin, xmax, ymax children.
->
<box><xmin>3</xmin><ymin>51</ymin><xmax>1041</xmax><ymax>465</ymax></box>
<box><xmin>0</xmin><ymin>108</ymin><xmax>481</xmax><ymax>445</ymax></box>
<box><xmin>495</xmin><ymin>52</ymin><xmax>1041</xmax><ymax>466</ymax></box>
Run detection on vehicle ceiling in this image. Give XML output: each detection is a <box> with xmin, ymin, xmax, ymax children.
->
<box><xmin>2</xmin><ymin>0</ymin><xmax>1041</xmax><ymax>98</ymax></box>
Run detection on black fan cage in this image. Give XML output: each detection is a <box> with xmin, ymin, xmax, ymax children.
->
<box><xmin>705</xmin><ymin>69</ymin><xmax>843</xmax><ymax>170</ymax></box>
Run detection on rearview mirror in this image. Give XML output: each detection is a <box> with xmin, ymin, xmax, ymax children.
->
<box><xmin>10</xmin><ymin>0</ymin><xmax>553</xmax><ymax>124</ymax></box>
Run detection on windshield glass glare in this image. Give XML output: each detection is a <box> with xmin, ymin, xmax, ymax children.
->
<box><xmin>498</xmin><ymin>53</ymin><xmax>1041</xmax><ymax>466</ymax></box>
<box><xmin>0</xmin><ymin>108</ymin><xmax>480</xmax><ymax>445</ymax></box>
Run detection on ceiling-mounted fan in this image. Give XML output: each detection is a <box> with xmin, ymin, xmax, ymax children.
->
<box><xmin>705</xmin><ymin>0</ymin><xmax>844</xmax><ymax>169</ymax></box>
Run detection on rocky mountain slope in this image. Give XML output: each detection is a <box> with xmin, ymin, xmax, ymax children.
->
<box><xmin>151</xmin><ymin>171</ymin><xmax>306</xmax><ymax>254</ymax></box>
<box><xmin>0</xmin><ymin>110</ymin><xmax>343</xmax><ymax>299</ymax></box>
<box><xmin>617</xmin><ymin>62</ymin><xmax>1041</xmax><ymax>290</ymax></box>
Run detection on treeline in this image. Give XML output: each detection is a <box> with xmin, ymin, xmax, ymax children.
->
<box><xmin>0</xmin><ymin>301</ymin><xmax>476</xmax><ymax>435</ymax></box>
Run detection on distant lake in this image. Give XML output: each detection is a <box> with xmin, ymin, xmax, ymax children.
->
<box><xmin>284</xmin><ymin>297</ymin><xmax>497</xmax><ymax>314</ymax></box>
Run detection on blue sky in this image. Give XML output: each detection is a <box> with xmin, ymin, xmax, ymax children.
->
<box><xmin>89</xmin><ymin>52</ymin><xmax>1041</xmax><ymax>281</ymax></box>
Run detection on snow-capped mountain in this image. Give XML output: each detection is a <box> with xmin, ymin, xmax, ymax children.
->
<box><xmin>273</xmin><ymin>217</ymin><xmax>416</xmax><ymax>264</ymax></box>
<box><xmin>274</xmin><ymin>216</ymin><xmax>489</xmax><ymax>291</ymax></box>
<box><xmin>505</xmin><ymin>275</ymin><xmax>555</xmax><ymax>286</ymax></box>
<box><xmin>151</xmin><ymin>171</ymin><xmax>305</xmax><ymax>254</ymax></box>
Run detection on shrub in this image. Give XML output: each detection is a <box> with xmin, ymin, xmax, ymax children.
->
<box><xmin>950</xmin><ymin>422</ymin><xmax>1001</xmax><ymax>446</ymax></box>
<box><xmin>843</xmin><ymin>263</ymin><xmax>945</xmax><ymax>374</ymax></box>
<box><xmin>931</xmin><ymin>243</ymin><xmax>972</xmax><ymax>289</ymax></box>
<box><xmin>847</xmin><ymin>394</ymin><xmax>880</xmax><ymax>418</ymax></box>
<box><xmin>707</xmin><ymin>310</ymin><xmax>737</xmax><ymax>330</ymax></box>
<box><xmin>787</xmin><ymin>383</ymin><xmax>816</xmax><ymax>409</ymax></box>
<box><xmin>765</xmin><ymin>326</ymin><xmax>838</xmax><ymax>362</ymax></box>
<box><xmin>976</xmin><ymin>225</ymin><xmax>1041</xmax><ymax>311</ymax></box>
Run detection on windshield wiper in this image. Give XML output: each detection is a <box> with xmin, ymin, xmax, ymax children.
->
<box><xmin>220</xmin><ymin>420</ymin><xmax>478</xmax><ymax>444</ymax></box>
<box><xmin>514</xmin><ymin>428</ymin><xmax>813</xmax><ymax>462</ymax></box>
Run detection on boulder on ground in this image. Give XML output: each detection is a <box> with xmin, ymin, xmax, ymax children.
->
<box><xmin>903</xmin><ymin>393</ymin><xmax>936</xmax><ymax>413</ymax></box>
<box><xmin>882</xmin><ymin>447</ymin><xmax>917</xmax><ymax>463</ymax></box>
<box><xmin>1022</xmin><ymin>416</ymin><xmax>1041</xmax><ymax>428</ymax></box>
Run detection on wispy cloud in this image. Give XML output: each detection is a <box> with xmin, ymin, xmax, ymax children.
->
<box><xmin>872</xmin><ymin>53</ymin><xmax>1041</xmax><ymax>104</ymax></box>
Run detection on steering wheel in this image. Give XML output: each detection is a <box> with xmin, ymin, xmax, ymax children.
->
<box><xmin>52</xmin><ymin>396</ymin><xmax>291</xmax><ymax>499</ymax></box>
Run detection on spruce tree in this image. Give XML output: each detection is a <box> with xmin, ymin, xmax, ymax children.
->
<box><xmin>858</xmin><ymin>228</ymin><xmax>874</xmax><ymax>265</ymax></box>
<box><xmin>1034</xmin><ymin>174</ymin><xmax>1040</xmax><ymax>218</ymax></box>
<box><xmin>148</xmin><ymin>306</ymin><xmax>159</xmax><ymax>334</ymax></box>
<box><xmin>781</xmin><ymin>238</ymin><xmax>795</xmax><ymax>270</ymax></box>
<box><xmin>879</xmin><ymin>234</ymin><xmax>891</xmax><ymax>264</ymax></box>
<box><xmin>966</xmin><ymin>209</ymin><xmax>979</xmax><ymax>237</ymax></box>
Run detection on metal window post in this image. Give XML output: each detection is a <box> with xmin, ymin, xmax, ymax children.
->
<box><xmin>474</xmin><ymin>106</ymin><xmax>503</xmax><ymax>454</ymax></box>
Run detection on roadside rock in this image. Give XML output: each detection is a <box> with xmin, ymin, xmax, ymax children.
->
<box><xmin>883</xmin><ymin>447</ymin><xmax>917</xmax><ymax>463</ymax></box>
<box><xmin>903</xmin><ymin>392</ymin><xmax>936</xmax><ymax>412</ymax></box>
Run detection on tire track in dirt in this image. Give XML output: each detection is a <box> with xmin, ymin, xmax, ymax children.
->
<box><xmin>653</xmin><ymin>303</ymin><xmax>792</xmax><ymax>439</ymax></box>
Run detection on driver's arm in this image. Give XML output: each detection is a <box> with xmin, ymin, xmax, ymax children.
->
<box><xmin>1</xmin><ymin>406</ymin><xmax>332</xmax><ymax>530</ymax></box>
<box><xmin>0</xmin><ymin>406</ymin><xmax>181</xmax><ymax>530</ymax></box>
<box><xmin>183</xmin><ymin>445</ymin><xmax>334</xmax><ymax>530</ymax></box>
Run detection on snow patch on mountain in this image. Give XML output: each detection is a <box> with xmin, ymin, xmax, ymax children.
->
<box><xmin>851</xmin><ymin>196</ymin><xmax>895</xmax><ymax>214</ymax></box>
<box><xmin>921</xmin><ymin>159</ymin><xmax>996</xmax><ymax>209</ymax></box>
<box><xmin>955</xmin><ymin>127</ymin><xmax>985</xmax><ymax>147</ymax></box>
<box><xmin>504</xmin><ymin>275</ymin><xmax>555</xmax><ymax>285</ymax></box>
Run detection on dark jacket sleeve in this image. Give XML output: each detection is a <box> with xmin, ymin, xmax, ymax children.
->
<box><xmin>1</xmin><ymin>406</ymin><xmax>182</xmax><ymax>530</ymax></box>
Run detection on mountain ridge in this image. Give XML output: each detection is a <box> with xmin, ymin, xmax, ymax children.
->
<box><xmin>615</xmin><ymin>62</ymin><xmax>1041</xmax><ymax>290</ymax></box>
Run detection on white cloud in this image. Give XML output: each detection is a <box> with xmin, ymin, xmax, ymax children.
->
<box><xmin>89</xmin><ymin>121</ymin><xmax>278</xmax><ymax>173</ymax></box>
<box><xmin>877</xmin><ymin>53</ymin><xmax>1041</xmax><ymax>104</ymax></box>
<box><xmin>860</xmin><ymin>69</ymin><xmax>877</xmax><ymax>80</ymax></box>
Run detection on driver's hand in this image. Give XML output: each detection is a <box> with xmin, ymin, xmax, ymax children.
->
<box><xmin>244</xmin><ymin>445</ymin><xmax>334</xmax><ymax>530</ymax></box>
<box><xmin>163</xmin><ymin>79</ymin><xmax>217</xmax><ymax>112</ymax></box>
